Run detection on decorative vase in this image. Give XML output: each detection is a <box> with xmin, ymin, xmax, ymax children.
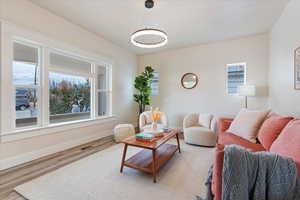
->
<box><xmin>152</xmin><ymin>121</ymin><xmax>158</xmax><ymax>131</ymax></box>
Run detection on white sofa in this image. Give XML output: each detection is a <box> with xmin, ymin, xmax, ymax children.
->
<box><xmin>183</xmin><ymin>113</ymin><xmax>217</xmax><ymax>147</ymax></box>
<box><xmin>139</xmin><ymin>111</ymin><xmax>168</xmax><ymax>132</ymax></box>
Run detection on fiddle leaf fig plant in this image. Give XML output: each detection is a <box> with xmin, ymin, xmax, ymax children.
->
<box><xmin>133</xmin><ymin>66</ymin><xmax>155</xmax><ymax>115</ymax></box>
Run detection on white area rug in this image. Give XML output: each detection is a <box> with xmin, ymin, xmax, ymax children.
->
<box><xmin>15</xmin><ymin>140</ymin><xmax>215</xmax><ymax>200</ymax></box>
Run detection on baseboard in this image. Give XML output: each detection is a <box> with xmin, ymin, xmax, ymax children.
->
<box><xmin>0</xmin><ymin>130</ymin><xmax>113</xmax><ymax>170</ymax></box>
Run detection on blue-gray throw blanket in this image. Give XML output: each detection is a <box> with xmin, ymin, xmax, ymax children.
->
<box><xmin>199</xmin><ymin>145</ymin><xmax>300</xmax><ymax>200</ymax></box>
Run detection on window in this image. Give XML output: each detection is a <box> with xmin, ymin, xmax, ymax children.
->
<box><xmin>49</xmin><ymin>52</ymin><xmax>91</xmax><ymax>74</ymax></box>
<box><xmin>151</xmin><ymin>72</ymin><xmax>159</xmax><ymax>95</ymax></box>
<box><xmin>10</xmin><ymin>39</ymin><xmax>112</xmax><ymax>133</ymax></box>
<box><xmin>49</xmin><ymin>72</ymin><xmax>91</xmax><ymax>124</ymax></box>
<box><xmin>226</xmin><ymin>63</ymin><xmax>246</xmax><ymax>94</ymax></box>
<box><xmin>13</xmin><ymin>42</ymin><xmax>40</xmax><ymax>128</ymax></box>
<box><xmin>49</xmin><ymin>52</ymin><xmax>92</xmax><ymax>124</ymax></box>
<box><xmin>97</xmin><ymin>65</ymin><xmax>111</xmax><ymax>116</ymax></box>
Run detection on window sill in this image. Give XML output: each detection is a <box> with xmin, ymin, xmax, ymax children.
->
<box><xmin>1</xmin><ymin>115</ymin><xmax>117</xmax><ymax>143</ymax></box>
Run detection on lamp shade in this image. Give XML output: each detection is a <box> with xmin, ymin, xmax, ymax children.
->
<box><xmin>238</xmin><ymin>84</ymin><xmax>256</xmax><ymax>96</ymax></box>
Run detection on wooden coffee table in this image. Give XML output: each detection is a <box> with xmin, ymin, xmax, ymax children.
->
<box><xmin>120</xmin><ymin>129</ymin><xmax>181</xmax><ymax>183</ymax></box>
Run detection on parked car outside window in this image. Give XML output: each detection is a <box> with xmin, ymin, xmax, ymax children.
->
<box><xmin>16</xmin><ymin>98</ymin><xmax>29</xmax><ymax>111</ymax></box>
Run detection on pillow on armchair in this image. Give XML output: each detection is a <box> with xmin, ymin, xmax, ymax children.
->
<box><xmin>198</xmin><ymin>114</ymin><xmax>213</xmax><ymax>128</ymax></box>
<box><xmin>227</xmin><ymin>109</ymin><xmax>270</xmax><ymax>143</ymax></box>
<box><xmin>144</xmin><ymin>112</ymin><xmax>153</xmax><ymax>124</ymax></box>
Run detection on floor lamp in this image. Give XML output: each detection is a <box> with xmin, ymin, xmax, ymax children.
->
<box><xmin>238</xmin><ymin>84</ymin><xmax>256</xmax><ymax>109</ymax></box>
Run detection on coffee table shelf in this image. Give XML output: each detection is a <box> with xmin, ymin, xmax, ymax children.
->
<box><xmin>123</xmin><ymin>144</ymin><xmax>178</xmax><ymax>173</ymax></box>
<box><xmin>120</xmin><ymin>130</ymin><xmax>181</xmax><ymax>183</ymax></box>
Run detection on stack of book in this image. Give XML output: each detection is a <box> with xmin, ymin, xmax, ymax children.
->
<box><xmin>142</xmin><ymin>129</ymin><xmax>165</xmax><ymax>137</ymax></box>
<box><xmin>135</xmin><ymin>133</ymin><xmax>154</xmax><ymax>142</ymax></box>
<box><xmin>151</xmin><ymin>130</ymin><xmax>164</xmax><ymax>137</ymax></box>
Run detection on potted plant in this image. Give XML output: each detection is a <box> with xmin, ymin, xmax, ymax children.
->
<box><xmin>133</xmin><ymin>66</ymin><xmax>155</xmax><ymax>129</ymax></box>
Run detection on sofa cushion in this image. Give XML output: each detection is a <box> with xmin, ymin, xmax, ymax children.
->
<box><xmin>219</xmin><ymin>131</ymin><xmax>265</xmax><ymax>152</ymax></box>
<box><xmin>212</xmin><ymin>144</ymin><xmax>224</xmax><ymax>200</ymax></box>
<box><xmin>270</xmin><ymin>119</ymin><xmax>300</xmax><ymax>176</ymax></box>
<box><xmin>227</xmin><ymin>109</ymin><xmax>270</xmax><ymax>143</ymax></box>
<box><xmin>257</xmin><ymin>115</ymin><xmax>293</xmax><ymax>150</ymax></box>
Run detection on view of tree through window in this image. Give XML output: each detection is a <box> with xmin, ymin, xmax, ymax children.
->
<box><xmin>49</xmin><ymin>72</ymin><xmax>91</xmax><ymax>124</ymax></box>
<box><xmin>11</xmin><ymin>40</ymin><xmax>111</xmax><ymax>131</ymax></box>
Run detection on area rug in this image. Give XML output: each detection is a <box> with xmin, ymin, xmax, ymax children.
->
<box><xmin>15</xmin><ymin>139</ymin><xmax>214</xmax><ymax>200</ymax></box>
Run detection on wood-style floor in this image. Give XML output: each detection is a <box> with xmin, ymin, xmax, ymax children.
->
<box><xmin>0</xmin><ymin>136</ymin><xmax>115</xmax><ymax>200</ymax></box>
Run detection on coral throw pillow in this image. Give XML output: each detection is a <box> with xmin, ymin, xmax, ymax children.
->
<box><xmin>257</xmin><ymin>115</ymin><xmax>293</xmax><ymax>150</ymax></box>
<box><xmin>270</xmin><ymin>119</ymin><xmax>300</xmax><ymax>177</ymax></box>
<box><xmin>227</xmin><ymin>109</ymin><xmax>270</xmax><ymax>143</ymax></box>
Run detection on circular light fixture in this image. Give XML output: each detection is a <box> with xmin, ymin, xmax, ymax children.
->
<box><xmin>145</xmin><ymin>0</ymin><xmax>154</xmax><ymax>9</ymax></box>
<box><xmin>131</xmin><ymin>28</ymin><xmax>168</xmax><ymax>48</ymax></box>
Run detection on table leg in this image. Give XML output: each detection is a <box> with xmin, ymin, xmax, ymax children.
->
<box><xmin>120</xmin><ymin>144</ymin><xmax>128</xmax><ymax>173</ymax></box>
<box><xmin>152</xmin><ymin>149</ymin><xmax>157</xmax><ymax>183</ymax></box>
<box><xmin>176</xmin><ymin>133</ymin><xmax>181</xmax><ymax>153</ymax></box>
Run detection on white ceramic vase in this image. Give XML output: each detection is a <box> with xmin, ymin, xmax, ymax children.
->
<box><xmin>151</xmin><ymin>121</ymin><xmax>158</xmax><ymax>131</ymax></box>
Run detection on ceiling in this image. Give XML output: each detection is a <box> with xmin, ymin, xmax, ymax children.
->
<box><xmin>29</xmin><ymin>0</ymin><xmax>289</xmax><ymax>55</ymax></box>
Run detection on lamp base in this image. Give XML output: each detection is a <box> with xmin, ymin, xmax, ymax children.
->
<box><xmin>244</xmin><ymin>96</ymin><xmax>248</xmax><ymax>109</ymax></box>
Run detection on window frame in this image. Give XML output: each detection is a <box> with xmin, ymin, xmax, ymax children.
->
<box><xmin>95</xmin><ymin>64</ymin><xmax>112</xmax><ymax>118</ymax></box>
<box><xmin>48</xmin><ymin>50</ymin><xmax>94</xmax><ymax>124</ymax></box>
<box><xmin>151</xmin><ymin>72</ymin><xmax>159</xmax><ymax>96</ymax></box>
<box><xmin>12</xmin><ymin>40</ymin><xmax>43</xmax><ymax>130</ymax></box>
<box><xmin>226</xmin><ymin>62</ymin><xmax>247</xmax><ymax>95</ymax></box>
<box><xmin>8</xmin><ymin>38</ymin><xmax>113</xmax><ymax>134</ymax></box>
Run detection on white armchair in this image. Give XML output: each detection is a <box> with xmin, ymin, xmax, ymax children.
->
<box><xmin>183</xmin><ymin>113</ymin><xmax>217</xmax><ymax>147</ymax></box>
<box><xmin>139</xmin><ymin>111</ymin><xmax>168</xmax><ymax>132</ymax></box>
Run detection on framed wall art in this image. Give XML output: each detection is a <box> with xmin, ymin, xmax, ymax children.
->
<box><xmin>295</xmin><ymin>47</ymin><xmax>300</xmax><ymax>90</ymax></box>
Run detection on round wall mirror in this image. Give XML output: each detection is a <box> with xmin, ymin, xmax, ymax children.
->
<box><xmin>181</xmin><ymin>73</ymin><xmax>198</xmax><ymax>89</ymax></box>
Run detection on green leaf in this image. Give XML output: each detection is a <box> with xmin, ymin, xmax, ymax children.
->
<box><xmin>133</xmin><ymin>66</ymin><xmax>155</xmax><ymax>114</ymax></box>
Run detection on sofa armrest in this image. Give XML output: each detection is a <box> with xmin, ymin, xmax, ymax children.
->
<box><xmin>183</xmin><ymin>113</ymin><xmax>199</xmax><ymax>129</ymax></box>
<box><xmin>212</xmin><ymin>144</ymin><xmax>225</xmax><ymax>200</ymax></box>
<box><xmin>218</xmin><ymin>118</ymin><xmax>234</xmax><ymax>135</ymax></box>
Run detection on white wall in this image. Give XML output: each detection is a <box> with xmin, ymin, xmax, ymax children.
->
<box><xmin>0</xmin><ymin>0</ymin><xmax>137</xmax><ymax>169</ymax></box>
<box><xmin>139</xmin><ymin>34</ymin><xmax>269</xmax><ymax>128</ymax></box>
<box><xmin>269</xmin><ymin>0</ymin><xmax>300</xmax><ymax>117</ymax></box>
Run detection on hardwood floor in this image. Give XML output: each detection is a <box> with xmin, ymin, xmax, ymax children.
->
<box><xmin>2</xmin><ymin>191</ymin><xmax>25</xmax><ymax>200</ymax></box>
<box><xmin>0</xmin><ymin>136</ymin><xmax>115</xmax><ymax>200</ymax></box>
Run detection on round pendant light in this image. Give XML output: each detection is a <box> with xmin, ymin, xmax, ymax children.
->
<box><xmin>131</xmin><ymin>28</ymin><xmax>168</xmax><ymax>48</ymax></box>
<box><xmin>145</xmin><ymin>0</ymin><xmax>154</xmax><ymax>9</ymax></box>
<box><xmin>131</xmin><ymin>0</ymin><xmax>168</xmax><ymax>48</ymax></box>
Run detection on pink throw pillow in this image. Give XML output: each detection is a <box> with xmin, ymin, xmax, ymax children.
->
<box><xmin>257</xmin><ymin>115</ymin><xmax>293</xmax><ymax>150</ymax></box>
<box><xmin>227</xmin><ymin>109</ymin><xmax>270</xmax><ymax>143</ymax></box>
<box><xmin>270</xmin><ymin>119</ymin><xmax>300</xmax><ymax>177</ymax></box>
